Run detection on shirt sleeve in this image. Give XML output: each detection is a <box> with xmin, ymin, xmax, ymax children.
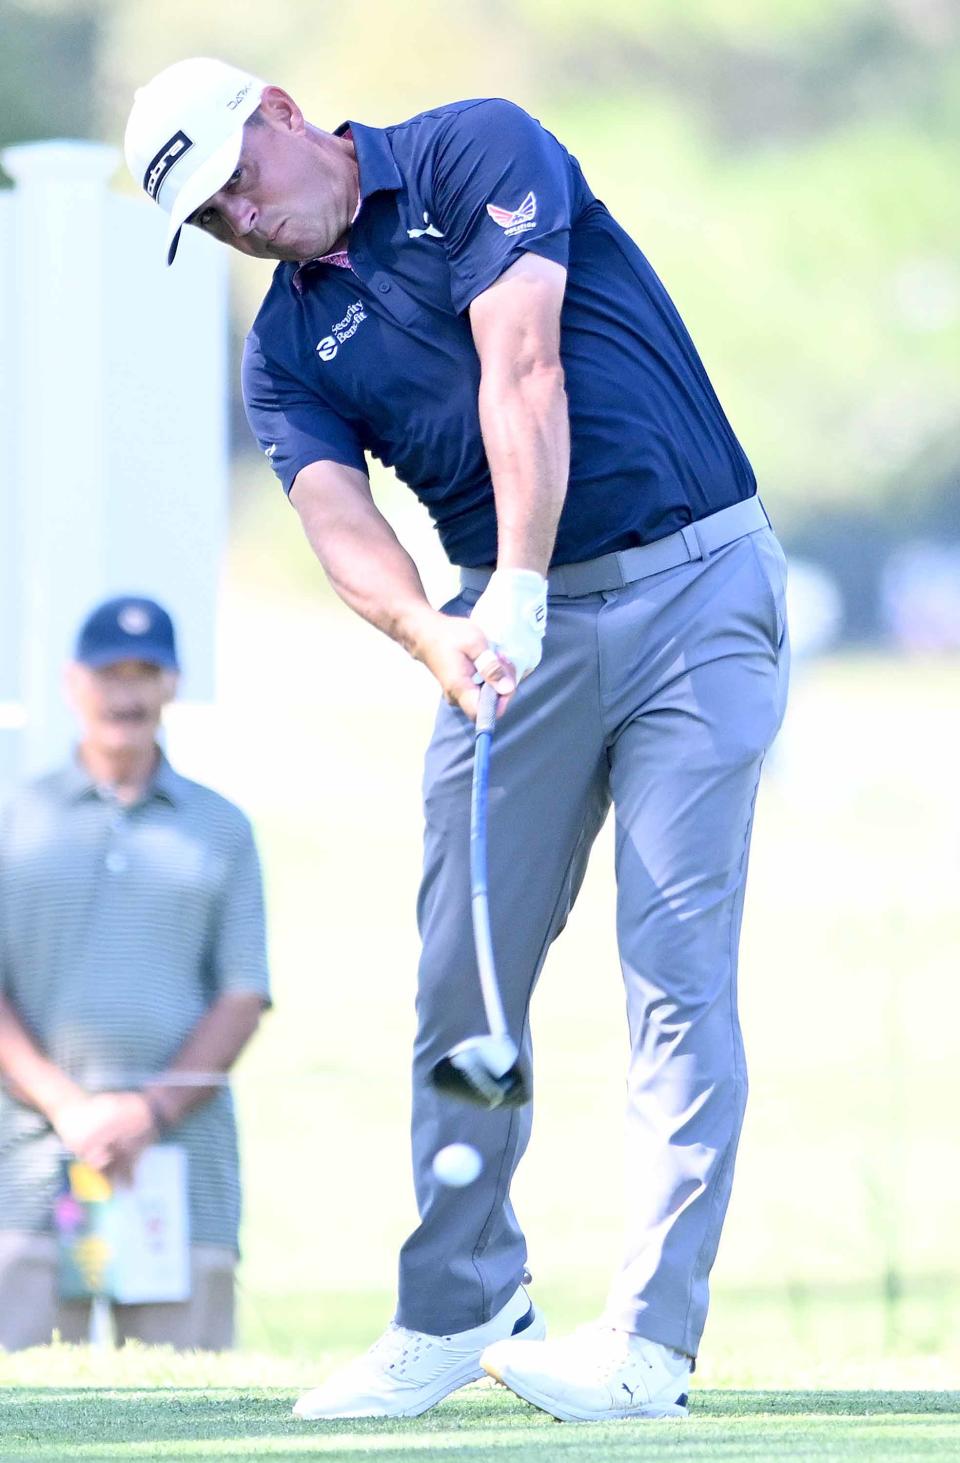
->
<box><xmin>431</xmin><ymin>99</ymin><xmax>574</xmax><ymax>314</ymax></box>
<box><xmin>208</xmin><ymin>817</ymin><xmax>272</xmax><ymax>1006</ymax></box>
<box><xmin>242</xmin><ymin>330</ymin><xmax>368</xmax><ymax>496</ymax></box>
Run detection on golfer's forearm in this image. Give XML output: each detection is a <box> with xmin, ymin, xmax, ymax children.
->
<box><xmin>142</xmin><ymin>992</ymin><xmax>265</xmax><ymax>1128</ymax></box>
<box><xmin>318</xmin><ymin>522</ymin><xmax>435</xmax><ymax>654</ymax></box>
<box><xmin>478</xmin><ymin>361</ymin><xmax>569</xmax><ymax>576</ymax></box>
<box><xmin>0</xmin><ymin>995</ymin><xmax>83</xmax><ymax>1119</ymax></box>
<box><xmin>292</xmin><ymin>469</ymin><xmax>437</xmax><ymax>654</ymax></box>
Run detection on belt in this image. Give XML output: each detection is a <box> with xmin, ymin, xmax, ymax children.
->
<box><xmin>459</xmin><ymin>495</ymin><xmax>771</xmax><ymax>598</ymax></box>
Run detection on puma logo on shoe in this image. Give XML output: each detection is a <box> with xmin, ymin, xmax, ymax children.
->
<box><xmin>480</xmin><ymin>1325</ymin><xmax>691</xmax><ymax>1422</ymax></box>
<box><xmin>511</xmin><ymin>1304</ymin><xmax>536</xmax><ymax>1337</ymax></box>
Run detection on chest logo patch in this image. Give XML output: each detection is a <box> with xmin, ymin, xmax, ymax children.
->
<box><xmin>486</xmin><ymin>190</ymin><xmax>537</xmax><ymax>237</ymax></box>
<box><xmin>316</xmin><ymin>301</ymin><xmax>368</xmax><ymax>363</ymax></box>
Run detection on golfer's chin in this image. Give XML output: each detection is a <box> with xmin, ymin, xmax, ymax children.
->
<box><xmin>233</xmin><ymin>222</ymin><xmax>341</xmax><ymax>264</ymax></box>
<box><xmin>224</xmin><ymin>230</ymin><xmax>299</xmax><ymax>263</ymax></box>
<box><xmin>237</xmin><ymin>238</ymin><xmax>295</xmax><ymax>262</ymax></box>
<box><xmin>270</xmin><ymin>221</ymin><xmax>349</xmax><ymax>264</ymax></box>
<box><xmin>250</xmin><ymin>239</ymin><xmax>318</xmax><ymax>264</ymax></box>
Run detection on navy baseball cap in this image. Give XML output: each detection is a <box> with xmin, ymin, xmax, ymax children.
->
<box><xmin>74</xmin><ymin>597</ymin><xmax>179</xmax><ymax>670</ymax></box>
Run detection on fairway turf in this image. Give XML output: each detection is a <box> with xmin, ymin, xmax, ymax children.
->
<box><xmin>0</xmin><ymin>1353</ymin><xmax>958</xmax><ymax>1463</ymax></box>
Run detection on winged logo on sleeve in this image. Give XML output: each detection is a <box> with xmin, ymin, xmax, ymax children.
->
<box><xmin>485</xmin><ymin>190</ymin><xmax>538</xmax><ymax>236</ymax></box>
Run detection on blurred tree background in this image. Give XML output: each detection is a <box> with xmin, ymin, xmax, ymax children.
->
<box><xmin>1</xmin><ymin>0</ymin><xmax>958</xmax><ymax>637</ymax></box>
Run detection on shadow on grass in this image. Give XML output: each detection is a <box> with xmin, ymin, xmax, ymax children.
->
<box><xmin>703</xmin><ymin>1390</ymin><xmax>960</xmax><ymax>1415</ymax></box>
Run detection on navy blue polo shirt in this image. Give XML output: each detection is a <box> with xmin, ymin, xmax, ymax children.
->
<box><xmin>242</xmin><ymin>97</ymin><xmax>756</xmax><ymax>567</ymax></box>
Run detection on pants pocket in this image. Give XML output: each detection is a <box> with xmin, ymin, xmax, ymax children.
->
<box><xmin>747</xmin><ymin>531</ymin><xmax>788</xmax><ymax>648</ymax></box>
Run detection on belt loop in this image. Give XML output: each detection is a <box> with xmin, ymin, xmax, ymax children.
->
<box><xmin>680</xmin><ymin>522</ymin><xmax>705</xmax><ymax>562</ymax></box>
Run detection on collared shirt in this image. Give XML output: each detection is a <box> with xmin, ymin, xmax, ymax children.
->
<box><xmin>242</xmin><ymin>97</ymin><xmax>757</xmax><ymax>568</ymax></box>
<box><xmin>0</xmin><ymin>753</ymin><xmax>270</xmax><ymax>1250</ymax></box>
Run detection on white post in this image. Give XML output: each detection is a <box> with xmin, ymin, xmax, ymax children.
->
<box><xmin>0</xmin><ymin>141</ymin><xmax>229</xmax><ymax>790</ymax></box>
<box><xmin>2</xmin><ymin>143</ymin><xmax>117</xmax><ymax>781</ymax></box>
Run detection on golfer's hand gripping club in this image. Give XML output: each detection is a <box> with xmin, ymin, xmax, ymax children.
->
<box><xmin>430</xmin><ymin>682</ymin><xmax>530</xmax><ymax>1110</ymax></box>
<box><xmin>470</xmin><ymin>569</ymin><xmax>548</xmax><ymax>688</ymax></box>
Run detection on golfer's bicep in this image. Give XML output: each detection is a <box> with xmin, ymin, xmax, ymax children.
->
<box><xmin>469</xmin><ymin>254</ymin><xmax>567</xmax><ymax>378</ymax></box>
<box><xmin>290</xmin><ymin>459</ymin><xmax>373</xmax><ymax>525</ymax></box>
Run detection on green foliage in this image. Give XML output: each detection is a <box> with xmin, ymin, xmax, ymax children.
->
<box><xmin>1</xmin><ymin>0</ymin><xmax>956</xmax><ymax>541</ymax></box>
<box><xmin>555</xmin><ymin>93</ymin><xmax>959</xmax><ymax>527</ymax></box>
<box><xmin>516</xmin><ymin>0</ymin><xmax>877</xmax><ymax>48</ymax></box>
<box><xmin>0</xmin><ymin>0</ymin><xmax>99</xmax><ymax>158</ymax></box>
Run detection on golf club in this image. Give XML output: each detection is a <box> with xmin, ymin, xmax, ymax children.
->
<box><xmin>431</xmin><ymin>681</ymin><xmax>530</xmax><ymax>1109</ymax></box>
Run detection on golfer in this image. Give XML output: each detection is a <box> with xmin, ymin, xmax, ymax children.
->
<box><xmin>125</xmin><ymin>59</ymin><xmax>790</xmax><ymax>1421</ymax></box>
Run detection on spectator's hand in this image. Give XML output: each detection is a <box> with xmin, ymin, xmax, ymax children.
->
<box><xmin>87</xmin><ymin>1092</ymin><xmax>158</xmax><ymax>1182</ymax></box>
<box><xmin>54</xmin><ymin>1092</ymin><xmax>157</xmax><ymax>1182</ymax></box>
<box><xmin>50</xmin><ymin>1092</ymin><xmax>103</xmax><ymax>1159</ymax></box>
<box><xmin>408</xmin><ymin>607</ymin><xmax>516</xmax><ymax>720</ymax></box>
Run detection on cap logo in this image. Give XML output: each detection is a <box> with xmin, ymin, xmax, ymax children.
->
<box><xmin>143</xmin><ymin>129</ymin><xmax>194</xmax><ymax>200</ymax></box>
<box><xmin>227</xmin><ymin>81</ymin><xmax>253</xmax><ymax>110</ymax></box>
<box><xmin>118</xmin><ymin>605</ymin><xmax>152</xmax><ymax>635</ymax></box>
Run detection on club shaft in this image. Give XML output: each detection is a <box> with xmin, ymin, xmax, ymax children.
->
<box><xmin>471</xmin><ymin>684</ymin><xmax>509</xmax><ymax>1042</ymax></box>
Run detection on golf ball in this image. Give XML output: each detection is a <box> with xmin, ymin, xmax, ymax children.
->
<box><xmin>432</xmin><ymin>1142</ymin><xmax>483</xmax><ymax>1187</ymax></box>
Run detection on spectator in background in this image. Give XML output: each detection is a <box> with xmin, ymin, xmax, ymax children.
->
<box><xmin>0</xmin><ymin>596</ymin><xmax>270</xmax><ymax>1350</ymax></box>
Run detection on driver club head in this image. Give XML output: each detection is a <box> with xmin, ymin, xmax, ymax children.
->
<box><xmin>431</xmin><ymin>1034</ymin><xmax>530</xmax><ymax>1110</ymax></box>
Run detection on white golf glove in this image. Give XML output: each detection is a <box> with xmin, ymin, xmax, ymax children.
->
<box><xmin>470</xmin><ymin>568</ymin><xmax>548</xmax><ymax>684</ymax></box>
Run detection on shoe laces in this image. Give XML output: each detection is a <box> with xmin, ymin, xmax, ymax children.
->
<box><xmin>366</xmin><ymin>1322</ymin><xmax>437</xmax><ymax>1375</ymax></box>
<box><xmin>566</xmin><ymin>1323</ymin><xmax>634</xmax><ymax>1379</ymax></box>
<box><xmin>562</xmin><ymin>1324</ymin><xmax>686</xmax><ymax>1386</ymax></box>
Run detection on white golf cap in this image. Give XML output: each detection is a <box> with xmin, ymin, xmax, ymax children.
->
<box><xmin>124</xmin><ymin>57</ymin><xmax>266</xmax><ymax>265</ymax></box>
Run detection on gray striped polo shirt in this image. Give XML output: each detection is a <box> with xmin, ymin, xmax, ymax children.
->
<box><xmin>0</xmin><ymin>753</ymin><xmax>270</xmax><ymax>1250</ymax></box>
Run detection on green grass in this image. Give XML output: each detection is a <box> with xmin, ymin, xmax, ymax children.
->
<box><xmin>0</xmin><ymin>1347</ymin><xmax>957</xmax><ymax>1462</ymax></box>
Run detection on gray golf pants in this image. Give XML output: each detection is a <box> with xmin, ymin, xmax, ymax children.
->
<box><xmin>396</xmin><ymin>512</ymin><xmax>790</xmax><ymax>1358</ymax></box>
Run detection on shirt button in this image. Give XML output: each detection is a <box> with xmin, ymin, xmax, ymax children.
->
<box><xmin>105</xmin><ymin>851</ymin><xmax>127</xmax><ymax>874</ymax></box>
<box><xmin>377</xmin><ymin>280</ymin><xmax>391</xmax><ymax>294</ymax></box>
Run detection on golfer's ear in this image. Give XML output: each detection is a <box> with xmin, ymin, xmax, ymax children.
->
<box><xmin>258</xmin><ymin>87</ymin><xmax>305</xmax><ymax>134</ymax></box>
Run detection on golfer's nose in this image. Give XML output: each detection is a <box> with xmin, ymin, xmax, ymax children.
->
<box><xmin>219</xmin><ymin>194</ymin><xmax>258</xmax><ymax>238</ymax></box>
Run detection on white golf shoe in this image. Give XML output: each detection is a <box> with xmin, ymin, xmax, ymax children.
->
<box><xmin>293</xmin><ymin>1285</ymin><xmax>545</xmax><ymax>1420</ymax></box>
<box><xmin>481</xmin><ymin>1323</ymin><xmax>691</xmax><ymax>1422</ymax></box>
